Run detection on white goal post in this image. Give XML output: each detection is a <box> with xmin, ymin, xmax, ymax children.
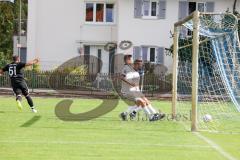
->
<box><xmin>172</xmin><ymin>10</ymin><xmax>240</xmax><ymax>132</ymax></box>
<box><xmin>172</xmin><ymin>11</ymin><xmax>200</xmax><ymax>132</ymax></box>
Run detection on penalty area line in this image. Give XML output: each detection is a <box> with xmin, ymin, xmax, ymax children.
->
<box><xmin>180</xmin><ymin>122</ymin><xmax>237</xmax><ymax>160</ymax></box>
<box><xmin>193</xmin><ymin>132</ymin><xmax>237</xmax><ymax>160</ymax></box>
<box><xmin>0</xmin><ymin>140</ymin><xmax>212</xmax><ymax>149</ymax></box>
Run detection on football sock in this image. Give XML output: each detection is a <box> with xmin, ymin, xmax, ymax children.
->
<box><xmin>16</xmin><ymin>95</ymin><xmax>23</xmax><ymax>111</ymax></box>
<box><xmin>126</xmin><ymin>106</ymin><xmax>135</xmax><ymax>113</ymax></box>
<box><xmin>147</xmin><ymin>104</ymin><xmax>158</xmax><ymax>114</ymax></box>
<box><xmin>133</xmin><ymin>106</ymin><xmax>142</xmax><ymax>113</ymax></box>
<box><xmin>143</xmin><ymin>107</ymin><xmax>152</xmax><ymax>118</ymax></box>
<box><xmin>26</xmin><ymin>96</ymin><xmax>34</xmax><ymax>108</ymax></box>
<box><xmin>16</xmin><ymin>95</ymin><xmax>22</xmax><ymax>101</ymax></box>
<box><xmin>127</xmin><ymin>106</ymin><xmax>142</xmax><ymax>114</ymax></box>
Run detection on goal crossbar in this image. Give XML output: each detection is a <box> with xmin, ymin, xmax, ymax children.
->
<box><xmin>172</xmin><ymin>11</ymin><xmax>240</xmax><ymax>132</ymax></box>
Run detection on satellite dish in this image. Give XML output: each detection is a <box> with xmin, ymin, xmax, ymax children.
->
<box><xmin>104</xmin><ymin>42</ymin><xmax>117</xmax><ymax>52</ymax></box>
<box><xmin>119</xmin><ymin>40</ymin><xmax>133</xmax><ymax>50</ymax></box>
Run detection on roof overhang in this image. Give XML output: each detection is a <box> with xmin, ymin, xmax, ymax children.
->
<box><xmin>76</xmin><ymin>40</ymin><xmax>117</xmax><ymax>46</ymax></box>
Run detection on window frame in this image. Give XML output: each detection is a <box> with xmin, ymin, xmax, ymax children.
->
<box><xmin>85</xmin><ymin>2</ymin><xmax>116</xmax><ymax>25</ymax></box>
<box><xmin>188</xmin><ymin>2</ymin><xmax>206</xmax><ymax>14</ymax></box>
<box><xmin>96</xmin><ymin>3</ymin><xmax>105</xmax><ymax>22</ymax></box>
<box><xmin>134</xmin><ymin>46</ymin><xmax>159</xmax><ymax>63</ymax></box>
<box><xmin>85</xmin><ymin>3</ymin><xmax>95</xmax><ymax>22</ymax></box>
<box><xmin>106</xmin><ymin>3</ymin><xmax>115</xmax><ymax>23</ymax></box>
<box><xmin>142</xmin><ymin>0</ymin><xmax>159</xmax><ymax>19</ymax></box>
<box><xmin>97</xmin><ymin>48</ymin><xmax>102</xmax><ymax>73</ymax></box>
<box><xmin>148</xmin><ymin>47</ymin><xmax>157</xmax><ymax>63</ymax></box>
<box><xmin>187</xmin><ymin>2</ymin><xmax>206</xmax><ymax>36</ymax></box>
<box><xmin>196</xmin><ymin>2</ymin><xmax>206</xmax><ymax>12</ymax></box>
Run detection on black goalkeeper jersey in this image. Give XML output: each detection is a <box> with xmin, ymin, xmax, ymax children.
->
<box><xmin>2</xmin><ymin>62</ymin><xmax>26</xmax><ymax>83</ymax></box>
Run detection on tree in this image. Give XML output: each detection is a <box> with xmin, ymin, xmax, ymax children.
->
<box><xmin>0</xmin><ymin>2</ymin><xmax>14</xmax><ymax>67</ymax></box>
<box><xmin>0</xmin><ymin>0</ymin><xmax>28</xmax><ymax>68</ymax></box>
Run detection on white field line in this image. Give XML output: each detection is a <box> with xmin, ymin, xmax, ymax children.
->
<box><xmin>193</xmin><ymin>132</ymin><xmax>238</xmax><ymax>160</ymax></box>
<box><xmin>0</xmin><ymin>140</ymin><xmax>211</xmax><ymax>149</ymax></box>
<box><xmin>200</xmin><ymin>130</ymin><xmax>240</xmax><ymax>135</ymax></box>
<box><xmin>180</xmin><ymin>122</ymin><xmax>237</xmax><ymax>160</ymax></box>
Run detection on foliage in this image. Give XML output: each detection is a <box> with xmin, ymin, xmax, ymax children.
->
<box><xmin>0</xmin><ymin>0</ymin><xmax>28</xmax><ymax>67</ymax></box>
<box><xmin>69</xmin><ymin>65</ymin><xmax>88</xmax><ymax>75</ymax></box>
<box><xmin>13</xmin><ymin>0</ymin><xmax>28</xmax><ymax>35</ymax></box>
<box><xmin>144</xmin><ymin>62</ymin><xmax>155</xmax><ymax>74</ymax></box>
<box><xmin>0</xmin><ymin>2</ymin><xmax>14</xmax><ymax>65</ymax></box>
<box><xmin>32</xmin><ymin>63</ymin><xmax>41</xmax><ymax>72</ymax></box>
<box><xmin>54</xmin><ymin>65</ymin><xmax>89</xmax><ymax>75</ymax></box>
<box><xmin>0</xmin><ymin>52</ymin><xmax>10</xmax><ymax>68</ymax></box>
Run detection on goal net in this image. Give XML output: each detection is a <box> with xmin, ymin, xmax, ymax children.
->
<box><xmin>172</xmin><ymin>11</ymin><xmax>240</xmax><ymax>132</ymax></box>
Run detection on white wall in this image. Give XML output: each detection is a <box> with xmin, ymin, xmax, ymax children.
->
<box><xmin>117</xmin><ymin>0</ymin><xmax>238</xmax><ymax>73</ymax></box>
<box><xmin>27</xmin><ymin>0</ymin><xmax>117</xmax><ymax>70</ymax></box>
<box><xmin>117</xmin><ymin>0</ymin><xmax>179</xmax><ymax>72</ymax></box>
<box><xmin>206</xmin><ymin>0</ymin><xmax>235</xmax><ymax>12</ymax></box>
<box><xmin>79</xmin><ymin>0</ymin><xmax>118</xmax><ymax>43</ymax></box>
<box><xmin>28</xmin><ymin>0</ymin><xmax>239</xmax><ymax>71</ymax></box>
<box><xmin>27</xmin><ymin>0</ymin><xmax>37</xmax><ymax>61</ymax></box>
<box><xmin>237</xmin><ymin>1</ymin><xmax>240</xmax><ymax>13</ymax></box>
<box><xmin>28</xmin><ymin>0</ymin><xmax>81</xmax><ymax>69</ymax></box>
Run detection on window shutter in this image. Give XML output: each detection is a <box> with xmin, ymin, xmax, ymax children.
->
<box><xmin>142</xmin><ymin>46</ymin><xmax>148</xmax><ymax>61</ymax></box>
<box><xmin>178</xmin><ymin>1</ymin><xmax>188</xmax><ymax>38</ymax></box>
<box><xmin>179</xmin><ymin>1</ymin><xmax>189</xmax><ymax>20</ymax></box>
<box><xmin>157</xmin><ymin>47</ymin><xmax>164</xmax><ymax>64</ymax></box>
<box><xmin>158</xmin><ymin>0</ymin><xmax>166</xmax><ymax>19</ymax></box>
<box><xmin>133</xmin><ymin>46</ymin><xmax>142</xmax><ymax>60</ymax></box>
<box><xmin>134</xmin><ymin>0</ymin><xmax>143</xmax><ymax>18</ymax></box>
<box><xmin>206</xmin><ymin>2</ymin><xmax>214</xmax><ymax>12</ymax></box>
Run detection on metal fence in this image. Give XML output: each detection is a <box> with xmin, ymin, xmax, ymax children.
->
<box><xmin>0</xmin><ymin>70</ymin><xmax>172</xmax><ymax>97</ymax></box>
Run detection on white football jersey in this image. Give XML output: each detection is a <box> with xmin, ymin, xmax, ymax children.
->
<box><xmin>121</xmin><ymin>64</ymin><xmax>140</xmax><ymax>93</ymax></box>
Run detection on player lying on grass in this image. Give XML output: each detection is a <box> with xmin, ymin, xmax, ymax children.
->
<box><xmin>119</xmin><ymin>55</ymin><xmax>165</xmax><ymax>121</ymax></box>
<box><xmin>0</xmin><ymin>56</ymin><xmax>39</xmax><ymax>113</ymax></box>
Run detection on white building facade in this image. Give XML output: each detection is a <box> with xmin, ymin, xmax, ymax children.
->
<box><xmin>27</xmin><ymin>0</ymin><xmax>240</xmax><ymax>73</ymax></box>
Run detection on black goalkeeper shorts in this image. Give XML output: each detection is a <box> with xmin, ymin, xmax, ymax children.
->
<box><xmin>12</xmin><ymin>81</ymin><xmax>29</xmax><ymax>97</ymax></box>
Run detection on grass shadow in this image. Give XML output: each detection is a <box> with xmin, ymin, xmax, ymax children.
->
<box><xmin>20</xmin><ymin>116</ymin><xmax>42</xmax><ymax>127</ymax></box>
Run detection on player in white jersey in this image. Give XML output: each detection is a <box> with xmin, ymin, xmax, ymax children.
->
<box><xmin>119</xmin><ymin>55</ymin><xmax>165</xmax><ymax>121</ymax></box>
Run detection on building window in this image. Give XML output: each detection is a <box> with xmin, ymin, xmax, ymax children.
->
<box><xmin>197</xmin><ymin>2</ymin><xmax>205</xmax><ymax>12</ymax></box>
<box><xmin>84</xmin><ymin>45</ymin><xmax>90</xmax><ymax>65</ymax></box>
<box><xmin>134</xmin><ymin>47</ymin><xmax>158</xmax><ymax>63</ymax></box>
<box><xmin>85</xmin><ymin>2</ymin><xmax>115</xmax><ymax>23</ymax></box>
<box><xmin>142</xmin><ymin>0</ymin><xmax>158</xmax><ymax>17</ymax></box>
<box><xmin>86</xmin><ymin>3</ymin><xmax>94</xmax><ymax>22</ymax></box>
<box><xmin>96</xmin><ymin>3</ymin><xmax>104</xmax><ymax>22</ymax></box>
<box><xmin>151</xmin><ymin>1</ymin><xmax>157</xmax><ymax>16</ymax></box>
<box><xmin>106</xmin><ymin>4</ymin><xmax>114</xmax><ymax>22</ymax></box>
<box><xmin>189</xmin><ymin>2</ymin><xmax>206</xmax><ymax>14</ymax></box>
<box><xmin>97</xmin><ymin>49</ymin><xmax>102</xmax><ymax>60</ymax></box>
<box><xmin>149</xmin><ymin>48</ymin><xmax>156</xmax><ymax>62</ymax></box>
<box><xmin>97</xmin><ymin>49</ymin><xmax>102</xmax><ymax>73</ymax></box>
<box><xmin>187</xmin><ymin>2</ymin><xmax>206</xmax><ymax>36</ymax></box>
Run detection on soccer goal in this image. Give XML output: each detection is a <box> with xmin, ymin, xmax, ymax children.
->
<box><xmin>172</xmin><ymin>11</ymin><xmax>240</xmax><ymax>132</ymax></box>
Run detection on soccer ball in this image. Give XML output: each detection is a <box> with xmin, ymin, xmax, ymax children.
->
<box><xmin>203</xmin><ymin>114</ymin><xmax>212</xmax><ymax>122</ymax></box>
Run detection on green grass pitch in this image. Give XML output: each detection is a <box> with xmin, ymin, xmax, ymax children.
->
<box><xmin>0</xmin><ymin>97</ymin><xmax>240</xmax><ymax>160</ymax></box>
